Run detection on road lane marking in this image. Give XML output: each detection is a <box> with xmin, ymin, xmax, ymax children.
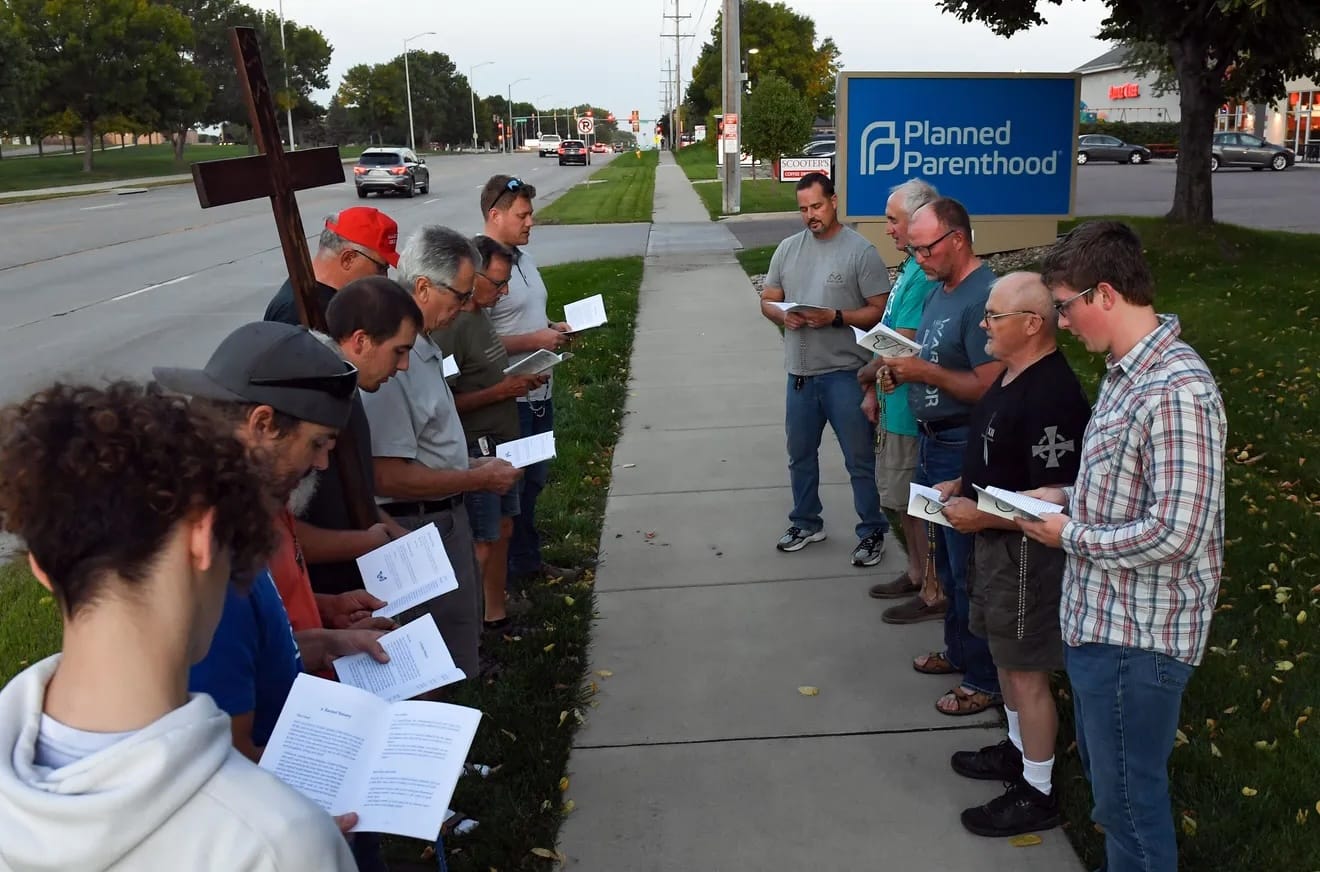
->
<box><xmin>424</xmin><ymin>198</ymin><xmax>440</xmax><ymax>204</ymax></box>
<box><xmin>112</xmin><ymin>274</ymin><xmax>193</xmax><ymax>302</ymax></box>
<box><xmin>79</xmin><ymin>204</ymin><xmax>119</xmax><ymax>212</ymax></box>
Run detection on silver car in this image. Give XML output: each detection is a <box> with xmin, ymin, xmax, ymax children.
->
<box><xmin>353</xmin><ymin>147</ymin><xmax>430</xmax><ymax>198</ymax></box>
<box><xmin>1211</xmin><ymin>132</ymin><xmax>1295</xmax><ymax>172</ymax></box>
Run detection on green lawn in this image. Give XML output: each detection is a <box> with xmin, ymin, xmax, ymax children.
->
<box><xmin>535</xmin><ymin>151</ymin><xmax>658</xmax><ymax>225</ymax></box>
<box><xmin>0</xmin><ymin>256</ymin><xmax>644</xmax><ymax>872</ymax></box>
<box><xmin>673</xmin><ymin>141</ymin><xmax>718</xmax><ymax>180</ymax></box>
<box><xmin>0</xmin><ymin>143</ymin><xmax>440</xmax><ymax>194</ymax></box>
<box><xmin>736</xmin><ymin>219</ymin><xmax>1320</xmax><ymax>871</ymax></box>
<box><xmin>693</xmin><ymin>176</ymin><xmax>798</xmax><ymax>220</ymax></box>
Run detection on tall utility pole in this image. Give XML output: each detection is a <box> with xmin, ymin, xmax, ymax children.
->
<box><xmin>721</xmin><ymin>0</ymin><xmax>741</xmax><ymax>214</ymax></box>
<box><xmin>660</xmin><ymin>60</ymin><xmax>674</xmax><ymax>147</ymax></box>
<box><xmin>662</xmin><ymin>0</ymin><xmax>692</xmax><ymax>147</ymax></box>
<box><xmin>277</xmin><ymin>0</ymin><xmax>295</xmax><ymax>150</ymax></box>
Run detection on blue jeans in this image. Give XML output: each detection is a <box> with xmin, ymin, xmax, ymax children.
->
<box><xmin>509</xmin><ymin>399</ymin><xmax>553</xmax><ymax>576</ymax></box>
<box><xmin>1067</xmin><ymin>643</ymin><xmax>1194</xmax><ymax>872</ymax></box>
<box><xmin>915</xmin><ymin>428</ymin><xmax>999</xmax><ymax>697</ymax></box>
<box><xmin>785</xmin><ymin>371</ymin><xmax>887</xmax><ymax>540</ymax></box>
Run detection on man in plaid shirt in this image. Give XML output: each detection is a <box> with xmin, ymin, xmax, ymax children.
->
<box><xmin>1020</xmin><ymin>221</ymin><xmax>1226</xmax><ymax>872</ymax></box>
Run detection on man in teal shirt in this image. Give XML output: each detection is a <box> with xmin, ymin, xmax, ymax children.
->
<box><xmin>860</xmin><ymin>179</ymin><xmax>944</xmax><ymax>622</ymax></box>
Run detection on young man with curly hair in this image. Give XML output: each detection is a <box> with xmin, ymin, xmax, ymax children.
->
<box><xmin>0</xmin><ymin>382</ymin><xmax>356</xmax><ymax>870</ymax></box>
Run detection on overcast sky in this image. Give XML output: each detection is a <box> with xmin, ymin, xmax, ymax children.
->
<box><xmin>249</xmin><ymin>0</ymin><xmax>1113</xmax><ymax>122</ymax></box>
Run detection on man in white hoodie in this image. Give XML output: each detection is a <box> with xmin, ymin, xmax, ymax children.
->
<box><xmin>0</xmin><ymin>381</ymin><xmax>354</xmax><ymax>871</ymax></box>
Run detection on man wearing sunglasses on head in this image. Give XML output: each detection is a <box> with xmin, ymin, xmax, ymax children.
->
<box><xmin>264</xmin><ymin>207</ymin><xmax>401</xmax><ymax>326</ymax></box>
<box><xmin>878</xmin><ymin>197</ymin><xmax>1005</xmax><ymax>718</ymax></box>
<box><xmin>479</xmin><ymin>175</ymin><xmax>581</xmax><ymax>588</ymax></box>
<box><xmin>360</xmin><ymin>225</ymin><xmax>522</xmax><ymax>680</ymax></box>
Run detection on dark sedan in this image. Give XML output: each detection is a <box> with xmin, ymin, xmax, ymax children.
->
<box><xmin>558</xmin><ymin>139</ymin><xmax>591</xmax><ymax>166</ymax></box>
<box><xmin>1076</xmin><ymin>134</ymin><xmax>1151</xmax><ymax>165</ymax></box>
<box><xmin>1211</xmin><ymin>132</ymin><xmax>1295</xmax><ymax>172</ymax></box>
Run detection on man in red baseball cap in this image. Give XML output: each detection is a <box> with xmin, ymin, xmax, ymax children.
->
<box><xmin>263</xmin><ymin>206</ymin><xmax>401</xmax><ymax>326</ymax></box>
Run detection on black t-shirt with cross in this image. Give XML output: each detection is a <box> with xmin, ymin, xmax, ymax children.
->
<box><xmin>959</xmin><ymin>349</ymin><xmax>1092</xmax><ymax>499</ymax></box>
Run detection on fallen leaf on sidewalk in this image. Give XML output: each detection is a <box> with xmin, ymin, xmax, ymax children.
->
<box><xmin>797</xmin><ymin>686</ymin><xmax>820</xmax><ymax>696</ymax></box>
<box><xmin>1009</xmin><ymin>834</ymin><xmax>1042</xmax><ymax>847</ymax></box>
<box><xmin>1242</xmin><ymin>786</ymin><xmax>1258</xmax><ymax>797</ymax></box>
<box><xmin>1181</xmin><ymin>814</ymin><xmax>1198</xmax><ymax>836</ymax></box>
<box><xmin>595</xmin><ymin>669</ymin><xmax>614</xmax><ymax>678</ymax></box>
<box><xmin>559</xmin><ymin>776</ymin><xmax>570</xmax><ymax>792</ymax></box>
<box><xmin>530</xmin><ymin>847</ymin><xmax>566</xmax><ymax>863</ymax></box>
<box><xmin>622</xmin><ymin>463</ymin><xmax>636</xmax><ymax>468</ymax></box>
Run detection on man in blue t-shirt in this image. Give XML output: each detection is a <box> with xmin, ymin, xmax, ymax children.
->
<box><xmin>859</xmin><ymin>179</ymin><xmax>941</xmax><ymax>615</ymax></box>
<box><xmin>880</xmin><ymin>198</ymin><xmax>1005</xmax><ymax>718</ymax></box>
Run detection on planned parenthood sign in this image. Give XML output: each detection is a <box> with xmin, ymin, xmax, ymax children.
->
<box><xmin>837</xmin><ymin>73</ymin><xmax>1078</xmax><ymax>220</ymax></box>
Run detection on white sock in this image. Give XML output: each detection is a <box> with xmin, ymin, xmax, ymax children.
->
<box><xmin>1005</xmin><ymin>708</ymin><xmax>1023</xmax><ymax>753</ymax></box>
<box><xmin>1023</xmin><ymin>756</ymin><xmax>1055</xmax><ymax>796</ymax></box>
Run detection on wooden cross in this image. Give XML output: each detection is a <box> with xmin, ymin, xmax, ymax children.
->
<box><xmin>191</xmin><ymin>26</ymin><xmax>376</xmax><ymax>529</ymax></box>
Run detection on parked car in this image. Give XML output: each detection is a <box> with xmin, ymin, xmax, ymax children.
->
<box><xmin>612</xmin><ymin>143</ymin><xmax>629</xmax><ymax>153</ymax></box>
<box><xmin>591</xmin><ymin>142</ymin><xmax>608</xmax><ymax>153</ymax></box>
<box><xmin>1211</xmin><ymin>132</ymin><xmax>1295</xmax><ymax>171</ymax></box>
<box><xmin>801</xmin><ymin>139</ymin><xmax>835</xmax><ymax>158</ymax></box>
<box><xmin>538</xmin><ymin>134</ymin><xmax>563</xmax><ymax>158</ymax></box>
<box><xmin>558</xmin><ymin>139</ymin><xmax>591</xmax><ymax>166</ymax></box>
<box><xmin>1075</xmin><ymin>134</ymin><xmax>1150</xmax><ymax>165</ymax></box>
<box><xmin>353</xmin><ymin>147</ymin><xmax>429</xmax><ymax>198</ymax></box>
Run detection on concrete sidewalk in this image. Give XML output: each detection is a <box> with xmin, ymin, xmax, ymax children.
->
<box><xmin>556</xmin><ymin>152</ymin><xmax>1084</xmax><ymax>870</ymax></box>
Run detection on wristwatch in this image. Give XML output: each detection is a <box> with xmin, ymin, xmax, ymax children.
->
<box><xmin>832</xmin><ymin>309</ymin><xmax>844</xmax><ymax>328</ymax></box>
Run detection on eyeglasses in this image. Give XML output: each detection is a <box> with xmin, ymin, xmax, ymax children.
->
<box><xmin>982</xmin><ymin>309</ymin><xmax>1039</xmax><ymax>322</ymax></box>
<box><xmin>904</xmin><ymin>228</ymin><xmax>957</xmax><ymax>259</ymax></box>
<box><xmin>352</xmin><ymin>249</ymin><xmax>390</xmax><ymax>275</ymax></box>
<box><xmin>490</xmin><ymin>177</ymin><xmax>527</xmax><ymax>211</ymax></box>
<box><xmin>438</xmin><ymin>281</ymin><xmax>475</xmax><ymax>304</ymax></box>
<box><xmin>1053</xmin><ymin>286</ymin><xmax>1096</xmax><ymax>315</ymax></box>
<box><xmin>250</xmin><ymin>362</ymin><xmax>360</xmax><ymax>400</ymax></box>
<box><xmin>477</xmin><ymin>271</ymin><xmax>510</xmax><ymax>292</ymax></box>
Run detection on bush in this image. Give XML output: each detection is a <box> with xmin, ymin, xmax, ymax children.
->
<box><xmin>1079</xmin><ymin>120</ymin><xmax>1181</xmax><ymax>146</ymax></box>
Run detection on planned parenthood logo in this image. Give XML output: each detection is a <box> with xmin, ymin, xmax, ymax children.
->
<box><xmin>841</xmin><ymin>75</ymin><xmax>1076</xmax><ymax>217</ymax></box>
<box><xmin>859</xmin><ymin>119</ymin><xmax>1061</xmax><ymax>178</ymax></box>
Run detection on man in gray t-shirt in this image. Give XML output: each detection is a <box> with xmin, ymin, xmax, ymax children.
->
<box><xmin>759</xmin><ymin>172</ymin><xmax>892</xmax><ymax>568</ymax></box>
<box><xmin>879</xmin><ymin>198</ymin><xmax>1005</xmax><ymax>716</ymax></box>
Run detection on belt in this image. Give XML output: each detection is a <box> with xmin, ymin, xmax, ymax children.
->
<box><xmin>917</xmin><ymin>415</ymin><xmax>970</xmax><ymax>437</ymax></box>
<box><xmin>381</xmin><ymin>494</ymin><xmax>462</xmax><ymax>518</ymax></box>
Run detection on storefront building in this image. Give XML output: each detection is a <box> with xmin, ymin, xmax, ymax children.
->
<box><xmin>1074</xmin><ymin>46</ymin><xmax>1320</xmax><ymax>160</ymax></box>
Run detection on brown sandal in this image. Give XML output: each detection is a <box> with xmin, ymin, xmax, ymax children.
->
<box><xmin>935</xmin><ymin>685</ymin><xmax>1002</xmax><ymax>716</ymax></box>
<box><xmin>912</xmin><ymin>651</ymin><xmax>961</xmax><ymax>675</ymax></box>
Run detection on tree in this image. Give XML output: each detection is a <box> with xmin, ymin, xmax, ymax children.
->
<box><xmin>685</xmin><ymin>1</ymin><xmax>841</xmax><ymax>123</ymax></box>
<box><xmin>0</xmin><ymin>8</ymin><xmax>39</xmax><ymax>159</ymax></box>
<box><xmin>9</xmin><ymin>0</ymin><xmax>196</xmax><ymax>172</ymax></box>
<box><xmin>937</xmin><ymin>0</ymin><xmax>1320</xmax><ymax>225</ymax></box>
<box><xmin>742</xmin><ymin>74</ymin><xmax>813</xmax><ymax>177</ymax></box>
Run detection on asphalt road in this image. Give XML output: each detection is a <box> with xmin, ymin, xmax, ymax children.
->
<box><xmin>0</xmin><ymin>151</ymin><xmax>648</xmax><ymax>405</ymax></box>
<box><xmin>724</xmin><ymin>160</ymin><xmax>1320</xmax><ymax>250</ymax></box>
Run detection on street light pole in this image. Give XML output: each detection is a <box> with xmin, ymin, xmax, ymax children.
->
<box><xmin>403</xmin><ymin>31</ymin><xmax>435</xmax><ymax>152</ymax></box>
<box><xmin>469</xmin><ymin>60</ymin><xmax>494</xmax><ymax>151</ymax></box>
<box><xmin>278</xmin><ymin>0</ymin><xmax>295</xmax><ymax>150</ymax></box>
<box><xmin>506</xmin><ymin>77</ymin><xmax>529</xmax><ymax>154</ymax></box>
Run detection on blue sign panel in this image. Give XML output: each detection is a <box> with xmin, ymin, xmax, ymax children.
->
<box><xmin>840</xmin><ymin>74</ymin><xmax>1076</xmax><ymax>219</ymax></box>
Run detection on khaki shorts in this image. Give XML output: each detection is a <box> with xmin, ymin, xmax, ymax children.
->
<box><xmin>969</xmin><ymin>529</ymin><xmax>1066</xmax><ymax>672</ymax></box>
<box><xmin>875</xmin><ymin>431</ymin><xmax>918</xmax><ymax>511</ymax></box>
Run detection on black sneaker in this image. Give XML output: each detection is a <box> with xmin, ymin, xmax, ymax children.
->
<box><xmin>950</xmin><ymin>738</ymin><xmax>1023</xmax><ymax>781</ymax></box>
<box><xmin>851</xmin><ymin>533</ymin><xmax>886</xmax><ymax>566</ymax></box>
<box><xmin>960</xmin><ymin>779</ymin><xmax>1061</xmax><ymax>838</ymax></box>
<box><xmin>776</xmin><ymin>526</ymin><xmax>826</xmax><ymax>552</ymax></box>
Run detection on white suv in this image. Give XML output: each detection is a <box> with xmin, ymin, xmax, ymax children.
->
<box><xmin>538</xmin><ymin>135</ymin><xmax>562</xmax><ymax>158</ymax></box>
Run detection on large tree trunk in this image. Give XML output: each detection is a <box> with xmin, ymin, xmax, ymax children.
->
<box><xmin>1166</xmin><ymin>39</ymin><xmax>1221</xmax><ymax>225</ymax></box>
<box><xmin>173</xmin><ymin>127</ymin><xmax>187</xmax><ymax>162</ymax></box>
<box><xmin>82</xmin><ymin>119</ymin><xmax>94</xmax><ymax>172</ymax></box>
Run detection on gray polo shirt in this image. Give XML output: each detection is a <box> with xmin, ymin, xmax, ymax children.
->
<box><xmin>488</xmin><ymin>246</ymin><xmax>551</xmax><ymax>402</ymax></box>
<box><xmin>360</xmin><ymin>334</ymin><xmax>469</xmax><ymax>503</ymax></box>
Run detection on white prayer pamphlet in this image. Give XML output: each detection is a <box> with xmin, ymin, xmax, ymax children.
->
<box><xmin>852</xmin><ymin>323</ymin><xmax>922</xmax><ymax>358</ymax></box>
<box><xmin>906</xmin><ymin>482</ymin><xmax>953</xmax><ymax>528</ymax></box>
<box><xmin>767</xmin><ymin>301</ymin><xmax>834</xmax><ymax>315</ymax></box>
<box><xmin>503</xmin><ymin>349</ymin><xmax>573</xmax><ymax>377</ymax></box>
<box><xmin>259</xmin><ymin>674</ymin><xmax>482</xmax><ymax>840</ymax></box>
<box><xmin>973</xmin><ymin>485</ymin><xmax>1065</xmax><ymax>523</ymax></box>
<box><xmin>357</xmin><ymin>523</ymin><xmax>458</xmax><ymax>618</ymax></box>
<box><xmin>563</xmin><ymin>294</ymin><xmax>608</xmax><ymax>333</ymax></box>
<box><xmin>333</xmin><ymin>615</ymin><xmax>465</xmax><ymax>702</ymax></box>
<box><xmin>496</xmin><ymin>432</ymin><xmax>557</xmax><ymax>469</ymax></box>
<box><xmin>442</xmin><ymin>355</ymin><xmax>459</xmax><ymax>378</ymax></box>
